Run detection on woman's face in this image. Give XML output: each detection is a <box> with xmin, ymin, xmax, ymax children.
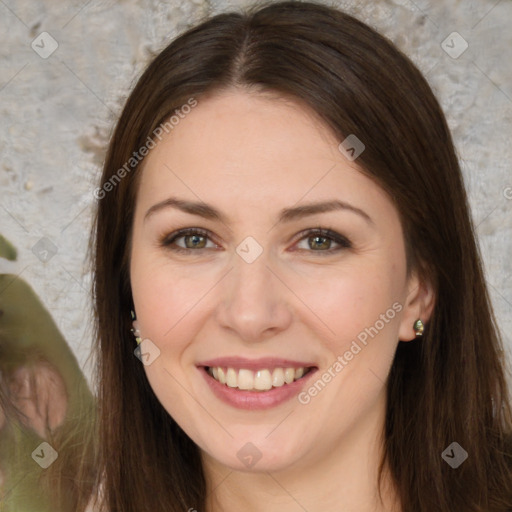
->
<box><xmin>130</xmin><ymin>89</ymin><xmax>427</xmax><ymax>473</ymax></box>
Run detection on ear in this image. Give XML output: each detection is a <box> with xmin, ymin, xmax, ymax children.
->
<box><xmin>398</xmin><ymin>270</ymin><xmax>435</xmax><ymax>342</ymax></box>
<box><xmin>8</xmin><ymin>361</ymin><xmax>68</xmax><ymax>439</ymax></box>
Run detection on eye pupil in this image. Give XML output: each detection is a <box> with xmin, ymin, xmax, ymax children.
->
<box><xmin>310</xmin><ymin>236</ymin><xmax>330</xmax><ymax>250</ymax></box>
<box><xmin>185</xmin><ymin>235</ymin><xmax>206</xmax><ymax>249</ymax></box>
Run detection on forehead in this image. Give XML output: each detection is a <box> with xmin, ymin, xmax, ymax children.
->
<box><xmin>146</xmin><ymin>89</ymin><xmax>341</xmax><ymax>168</ymax></box>
<box><xmin>134</xmin><ymin>89</ymin><xmax>394</xmax><ymax>225</ymax></box>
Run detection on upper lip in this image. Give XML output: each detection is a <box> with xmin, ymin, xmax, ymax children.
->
<box><xmin>197</xmin><ymin>357</ymin><xmax>317</xmax><ymax>371</ymax></box>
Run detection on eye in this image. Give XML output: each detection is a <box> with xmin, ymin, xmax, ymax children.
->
<box><xmin>160</xmin><ymin>227</ymin><xmax>352</xmax><ymax>255</ymax></box>
<box><xmin>160</xmin><ymin>228</ymin><xmax>219</xmax><ymax>253</ymax></box>
<box><xmin>293</xmin><ymin>228</ymin><xmax>352</xmax><ymax>254</ymax></box>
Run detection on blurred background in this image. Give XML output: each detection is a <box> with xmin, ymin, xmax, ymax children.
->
<box><xmin>1</xmin><ymin>0</ymin><xmax>511</xmax><ymax>390</ymax></box>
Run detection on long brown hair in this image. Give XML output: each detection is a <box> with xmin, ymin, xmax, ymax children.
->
<box><xmin>89</xmin><ymin>1</ymin><xmax>512</xmax><ymax>510</ymax></box>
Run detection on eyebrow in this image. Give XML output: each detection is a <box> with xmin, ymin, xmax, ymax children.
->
<box><xmin>144</xmin><ymin>196</ymin><xmax>373</xmax><ymax>225</ymax></box>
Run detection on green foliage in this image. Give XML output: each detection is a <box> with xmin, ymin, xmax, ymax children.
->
<box><xmin>0</xmin><ymin>235</ymin><xmax>95</xmax><ymax>511</ymax></box>
<box><xmin>0</xmin><ymin>235</ymin><xmax>17</xmax><ymax>262</ymax></box>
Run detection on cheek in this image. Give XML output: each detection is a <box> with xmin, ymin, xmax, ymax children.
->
<box><xmin>293</xmin><ymin>258</ymin><xmax>403</xmax><ymax>355</ymax></box>
<box><xmin>295</xmin><ymin>266</ymin><xmax>402</xmax><ymax>415</ymax></box>
<box><xmin>132</xmin><ymin>268</ymin><xmax>197</xmax><ymax>340</ymax></box>
<box><xmin>130</xmin><ymin>247</ymin><xmax>220</xmax><ymax>359</ymax></box>
<box><xmin>130</xmin><ymin>252</ymin><xmax>212</xmax><ymax>434</ymax></box>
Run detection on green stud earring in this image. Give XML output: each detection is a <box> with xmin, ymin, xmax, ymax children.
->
<box><xmin>413</xmin><ymin>318</ymin><xmax>424</xmax><ymax>337</ymax></box>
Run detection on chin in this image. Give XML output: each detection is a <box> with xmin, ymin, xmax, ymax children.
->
<box><xmin>200</xmin><ymin>433</ymin><xmax>308</xmax><ymax>474</ymax></box>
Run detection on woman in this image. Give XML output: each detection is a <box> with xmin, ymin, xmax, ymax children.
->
<box><xmin>88</xmin><ymin>1</ymin><xmax>512</xmax><ymax>510</ymax></box>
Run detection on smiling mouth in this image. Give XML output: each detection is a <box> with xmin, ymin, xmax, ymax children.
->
<box><xmin>204</xmin><ymin>366</ymin><xmax>315</xmax><ymax>392</ymax></box>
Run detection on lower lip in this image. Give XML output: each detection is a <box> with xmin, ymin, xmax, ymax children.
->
<box><xmin>199</xmin><ymin>367</ymin><xmax>317</xmax><ymax>410</ymax></box>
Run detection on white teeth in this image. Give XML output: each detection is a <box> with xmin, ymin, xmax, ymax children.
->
<box><xmin>238</xmin><ymin>369</ymin><xmax>254</xmax><ymax>390</ymax></box>
<box><xmin>284</xmin><ymin>367</ymin><xmax>295</xmax><ymax>384</ymax></box>
<box><xmin>272</xmin><ymin>368</ymin><xmax>285</xmax><ymax>387</ymax></box>
<box><xmin>254</xmin><ymin>369</ymin><xmax>272</xmax><ymax>390</ymax></box>
<box><xmin>207</xmin><ymin>366</ymin><xmax>310</xmax><ymax>391</ymax></box>
<box><xmin>226</xmin><ymin>368</ymin><xmax>237</xmax><ymax>387</ymax></box>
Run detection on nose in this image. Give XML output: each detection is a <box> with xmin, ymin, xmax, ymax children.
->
<box><xmin>214</xmin><ymin>248</ymin><xmax>293</xmax><ymax>344</ymax></box>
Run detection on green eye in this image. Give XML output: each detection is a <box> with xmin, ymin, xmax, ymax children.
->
<box><xmin>294</xmin><ymin>228</ymin><xmax>352</xmax><ymax>254</ymax></box>
<box><xmin>182</xmin><ymin>233</ymin><xmax>208</xmax><ymax>249</ymax></box>
<box><xmin>160</xmin><ymin>227</ymin><xmax>351</xmax><ymax>255</ymax></box>
<box><xmin>161</xmin><ymin>228</ymin><xmax>216</xmax><ymax>252</ymax></box>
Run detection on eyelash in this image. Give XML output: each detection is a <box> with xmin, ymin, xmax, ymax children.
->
<box><xmin>160</xmin><ymin>227</ymin><xmax>352</xmax><ymax>256</ymax></box>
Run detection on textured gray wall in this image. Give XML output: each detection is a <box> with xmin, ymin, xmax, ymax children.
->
<box><xmin>1</xmin><ymin>0</ymin><xmax>511</xmax><ymax>387</ymax></box>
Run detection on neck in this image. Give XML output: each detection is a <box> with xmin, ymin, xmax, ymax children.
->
<box><xmin>202</xmin><ymin>389</ymin><xmax>401</xmax><ymax>512</ymax></box>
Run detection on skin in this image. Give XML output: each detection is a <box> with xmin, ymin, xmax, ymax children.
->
<box><xmin>129</xmin><ymin>88</ymin><xmax>435</xmax><ymax>512</ymax></box>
